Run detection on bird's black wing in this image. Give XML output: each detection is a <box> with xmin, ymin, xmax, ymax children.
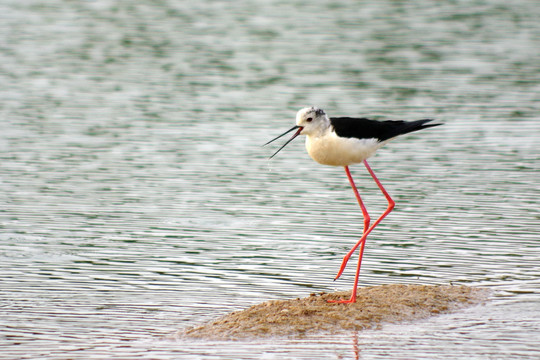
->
<box><xmin>330</xmin><ymin>117</ymin><xmax>440</xmax><ymax>142</ymax></box>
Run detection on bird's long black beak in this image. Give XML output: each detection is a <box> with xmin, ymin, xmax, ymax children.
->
<box><xmin>264</xmin><ymin>125</ymin><xmax>303</xmax><ymax>159</ymax></box>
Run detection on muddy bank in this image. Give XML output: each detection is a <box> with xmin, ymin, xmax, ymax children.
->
<box><xmin>180</xmin><ymin>284</ymin><xmax>488</xmax><ymax>340</ymax></box>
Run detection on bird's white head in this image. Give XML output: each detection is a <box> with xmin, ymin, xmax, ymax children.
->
<box><xmin>265</xmin><ymin>106</ymin><xmax>330</xmax><ymax>159</ymax></box>
<box><xmin>296</xmin><ymin>107</ymin><xmax>330</xmax><ymax>136</ymax></box>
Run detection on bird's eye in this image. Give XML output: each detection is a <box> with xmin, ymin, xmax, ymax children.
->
<box><xmin>306</xmin><ymin>117</ymin><xmax>313</xmax><ymax>122</ymax></box>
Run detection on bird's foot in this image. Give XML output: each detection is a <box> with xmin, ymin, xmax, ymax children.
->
<box><xmin>333</xmin><ymin>258</ymin><xmax>349</xmax><ymax>281</ymax></box>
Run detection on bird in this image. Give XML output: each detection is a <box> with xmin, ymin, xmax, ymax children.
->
<box><xmin>264</xmin><ymin>106</ymin><xmax>442</xmax><ymax>303</ymax></box>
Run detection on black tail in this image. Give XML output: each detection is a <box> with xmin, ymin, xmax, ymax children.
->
<box><xmin>380</xmin><ymin>119</ymin><xmax>441</xmax><ymax>141</ymax></box>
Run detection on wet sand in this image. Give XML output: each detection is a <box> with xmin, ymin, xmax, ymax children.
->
<box><xmin>180</xmin><ymin>284</ymin><xmax>488</xmax><ymax>340</ymax></box>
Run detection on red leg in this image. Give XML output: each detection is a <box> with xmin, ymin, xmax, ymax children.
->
<box><xmin>344</xmin><ymin>166</ymin><xmax>371</xmax><ymax>233</ymax></box>
<box><xmin>329</xmin><ymin>160</ymin><xmax>395</xmax><ymax>304</ymax></box>
<box><xmin>331</xmin><ymin>166</ymin><xmax>370</xmax><ymax>281</ymax></box>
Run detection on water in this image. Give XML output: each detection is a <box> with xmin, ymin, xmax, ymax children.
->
<box><xmin>1</xmin><ymin>0</ymin><xmax>539</xmax><ymax>358</ymax></box>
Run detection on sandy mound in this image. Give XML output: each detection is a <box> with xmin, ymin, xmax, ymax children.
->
<box><xmin>180</xmin><ymin>284</ymin><xmax>488</xmax><ymax>340</ymax></box>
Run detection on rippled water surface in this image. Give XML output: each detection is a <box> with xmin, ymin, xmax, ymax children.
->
<box><xmin>1</xmin><ymin>0</ymin><xmax>539</xmax><ymax>359</ymax></box>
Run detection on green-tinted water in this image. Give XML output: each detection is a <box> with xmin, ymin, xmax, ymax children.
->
<box><xmin>1</xmin><ymin>0</ymin><xmax>539</xmax><ymax>358</ymax></box>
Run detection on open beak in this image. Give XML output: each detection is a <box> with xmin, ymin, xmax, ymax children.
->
<box><xmin>264</xmin><ymin>125</ymin><xmax>303</xmax><ymax>159</ymax></box>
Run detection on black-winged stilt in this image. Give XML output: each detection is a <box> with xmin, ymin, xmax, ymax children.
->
<box><xmin>265</xmin><ymin>107</ymin><xmax>441</xmax><ymax>303</ymax></box>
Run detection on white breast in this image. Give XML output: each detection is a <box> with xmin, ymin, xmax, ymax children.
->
<box><xmin>305</xmin><ymin>132</ymin><xmax>385</xmax><ymax>166</ymax></box>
